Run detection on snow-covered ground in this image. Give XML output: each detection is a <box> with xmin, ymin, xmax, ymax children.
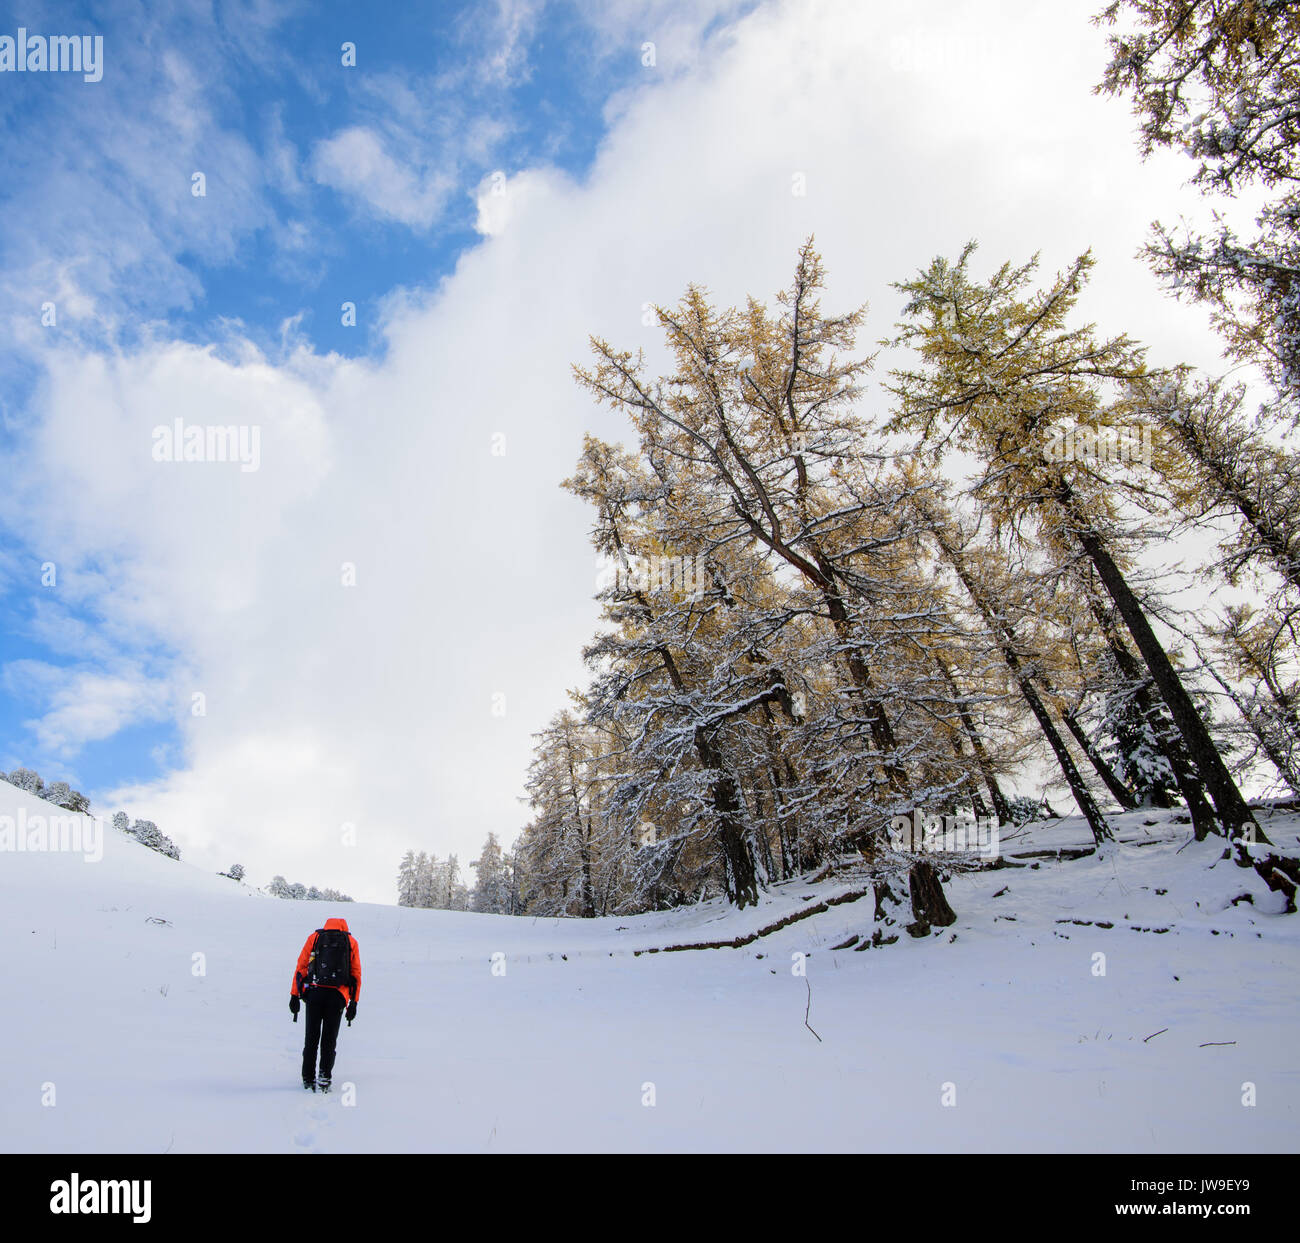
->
<box><xmin>3</xmin><ymin>779</ymin><xmax>1297</xmax><ymax>1152</ymax></box>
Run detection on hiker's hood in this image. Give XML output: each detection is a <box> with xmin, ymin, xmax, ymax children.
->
<box><xmin>323</xmin><ymin>917</ymin><xmax>349</xmax><ymax>932</ymax></box>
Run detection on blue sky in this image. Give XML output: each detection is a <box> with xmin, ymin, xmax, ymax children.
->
<box><xmin>0</xmin><ymin>0</ymin><xmax>660</xmax><ymax>359</ymax></box>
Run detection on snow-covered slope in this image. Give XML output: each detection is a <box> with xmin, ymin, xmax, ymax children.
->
<box><xmin>3</xmin><ymin>779</ymin><xmax>1297</xmax><ymax>1152</ymax></box>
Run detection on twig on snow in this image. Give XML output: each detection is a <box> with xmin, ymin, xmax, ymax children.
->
<box><xmin>804</xmin><ymin>977</ymin><xmax>822</xmax><ymax>1043</ymax></box>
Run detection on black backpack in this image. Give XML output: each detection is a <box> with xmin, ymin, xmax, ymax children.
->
<box><xmin>306</xmin><ymin>928</ymin><xmax>352</xmax><ymax>988</ymax></box>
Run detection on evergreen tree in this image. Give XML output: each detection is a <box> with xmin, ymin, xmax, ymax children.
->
<box><xmin>471</xmin><ymin>832</ymin><xmax>511</xmax><ymax>913</ymax></box>
<box><xmin>397</xmin><ymin>850</ymin><xmax>419</xmax><ymax>906</ymax></box>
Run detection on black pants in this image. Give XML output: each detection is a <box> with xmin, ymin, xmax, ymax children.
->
<box><xmin>301</xmin><ymin>988</ymin><xmax>346</xmax><ymax>1081</ymax></box>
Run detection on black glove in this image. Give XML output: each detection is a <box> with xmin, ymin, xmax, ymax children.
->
<box><xmin>289</xmin><ymin>995</ymin><xmax>300</xmax><ymax>1016</ymax></box>
<box><xmin>345</xmin><ymin>1000</ymin><xmax>357</xmax><ymax>1024</ymax></box>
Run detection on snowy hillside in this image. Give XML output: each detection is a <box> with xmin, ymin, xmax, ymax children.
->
<box><xmin>3</xmin><ymin>779</ymin><xmax>1297</xmax><ymax>1153</ymax></box>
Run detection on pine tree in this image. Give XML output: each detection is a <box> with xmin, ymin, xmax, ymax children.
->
<box><xmin>413</xmin><ymin>851</ymin><xmax>435</xmax><ymax>908</ymax></box>
<box><xmin>471</xmin><ymin>832</ymin><xmax>512</xmax><ymax>914</ymax></box>
<box><xmin>443</xmin><ymin>854</ymin><xmax>467</xmax><ymax>911</ymax></box>
<box><xmin>396</xmin><ymin>850</ymin><xmax>419</xmax><ymax>907</ymax></box>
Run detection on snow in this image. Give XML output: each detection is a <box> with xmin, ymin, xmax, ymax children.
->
<box><xmin>3</xmin><ymin>779</ymin><xmax>1297</xmax><ymax>1152</ymax></box>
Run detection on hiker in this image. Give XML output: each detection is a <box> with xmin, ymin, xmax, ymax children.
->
<box><xmin>290</xmin><ymin>916</ymin><xmax>361</xmax><ymax>1091</ymax></box>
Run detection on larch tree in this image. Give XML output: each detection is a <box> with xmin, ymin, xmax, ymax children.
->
<box><xmin>569</xmin><ymin>243</ymin><xmax>988</xmax><ymax>915</ymax></box>
<box><xmin>906</xmin><ymin>479</ymin><xmax>1114</xmax><ymax>846</ymax></box>
<box><xmin>888</xmin><ymin>244</ymin><xmax>1262</xmax><ymax>843</ymax></box>
<box><xmin>1096</xmin><ymin>0</ymin><xmax>1300</xmax><ymax>421</ymax></box>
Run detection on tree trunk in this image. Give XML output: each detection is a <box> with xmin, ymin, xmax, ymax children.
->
<box><xmin>934</xmin><ymin>538</ymin><xmax>1113</xmax><ymax>846</ymax></box>
<box><xmin>1088</xmin><ymin>594</ymin><xmax>1218</xmax><ymax>831</ymax></box>
<box><xmin>651</xmin><ymin>634</ymin><xmax>764</xmax><ymax>907</ymax></box>
<box><xmin>1200</xmin><ymin>656</ymin><xmax>1300</xmax><ymax>794</ymax></box>
<box><xmin>824</xmin><ymin>592</ymin><xmax>911</xmax><ymax>797</ymax></box>
<box><xmin>935</xmin><ymin>655</ymin><xmax>1013</xmax><ymax>823</ymax></box>
<box><xmin>907</xmin><ymin>859</ymin><xmax>957</xmax><ymax>936</ymax></box>
<box><xmin>1016</xmin><ymin>675</ymin><xmax>1112</xmax><ymax>846</ymax></box>
<box><xmin>1060</xmin><ymin>703</ymin><xmax>1139</xmax><ymax>810</ymax></box>
<box><xmin>693</xmin><ymin>725</ymin><xmax>761</xmax><ymax>908</ymax></box>
<box><xmin>1063</xmin><ymin>490</ymin><xmax>1264</xmax><ymax>842</ymax></box>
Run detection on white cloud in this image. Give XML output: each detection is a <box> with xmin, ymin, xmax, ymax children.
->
<box><xmin>8</xmin><ymin>0</ymin><xmax>1246</xmax><ymax>900</ymax></box>
<box><xmin>481</xmin><ymin>0</ymin><xmax>545</xmax><ymax>84</ymax></box>
<box><xmin>579</xmin><ymin>0</ymin><xmax>756</xmax><ymax>74</ymax></box>
<box><xmin>311</xmin><ymin>126</ymin><xmax>454</xmax><ymax>230</ymax></box>
<box><xmin>5</xmin><ymin>662</ymin><xmax>171</xmax><ymax>756</ymax></box>
<box><xmin>473</xmin><ymin>167</ymin><xmax>565</xmax><ymax>235</ymax></box>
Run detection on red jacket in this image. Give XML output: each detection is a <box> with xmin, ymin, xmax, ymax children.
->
<box><xmin>292</xmin><ymin>916</ymin><xmax>361</xmax><ymax>1005</ymax></box>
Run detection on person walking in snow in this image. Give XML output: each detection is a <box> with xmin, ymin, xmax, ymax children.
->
<box><xmin>290</xmin><ymin>916</ymin><xmax>361</xmax><ymax>1091</ymax></box>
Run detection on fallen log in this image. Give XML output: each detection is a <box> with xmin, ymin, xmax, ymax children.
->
<box><xmin>632</xmin><ymin>885</ymin><xmax>872</xmax><ymax>955</ymax></box>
